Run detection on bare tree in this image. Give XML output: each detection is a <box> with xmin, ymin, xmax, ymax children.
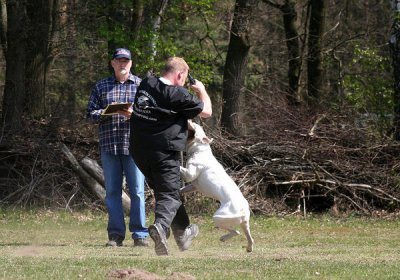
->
<box><xmin>306</xmin><ymin>0</ymin><xmax>325</xmax><ymax>104</ymax></box>
<box><xmin>0</xmin><ymin>0</ymin><xmax>6</xmax><ymax>58</ymax></box>
<box><xmin>262</xmin><ymin>0</ymin><xmax>301</xmax><ymax>105</ymax></box>
<box><xmin>221</xmin><ymin>0</ymin><xmax>258</xmax><ymax>135</ymax></box>
<box><xmin>62</xmin><ymin>0</ymin><xmax>78</xmax><ymax>120</ymax></box>
<box><xmin>25</xmin><ymin>0</ymin><xmax>60</xmax><ymax>117</ymax></box>
<box><xmin>2</xmin><ymin>0</ymin><xmax>27</xmax><ymax>132</ymax></box>
<box><xmin>1</xmin><ymin>0</ymin><xmax>60</xmax><ymax>133</ymax></box>
<box><xmin>131</xmin><ymin>0</ymin><xmax>145</xmax><ymax>39</ymax></box>
<box><xmin>390</xmin><ymin>0</ymin><xmax>400</xmax><ymax>140</ymax></box>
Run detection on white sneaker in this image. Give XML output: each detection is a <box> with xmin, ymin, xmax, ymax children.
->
<box><xmin>174</xmin><ymin>224</ymin><xmax>199</xmax><ymax>251</ymax></box>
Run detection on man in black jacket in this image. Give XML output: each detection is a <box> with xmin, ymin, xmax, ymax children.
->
<box><xmin>129</xmin><ymin>57</ymin><xmax>212</xmax><ymax>256</ymax></box>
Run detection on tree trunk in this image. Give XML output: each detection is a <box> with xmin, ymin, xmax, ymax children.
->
<box><xmin>262</xmin><ymin>0</ymin><xmax>301</xmax><ymax>105</ymax></box>
<box><xmin>149</xmin><ymin>0</ymin><xmax>168</xmax><ymax>58</ymax></box>
<box><xmin>307</xmin><ymin>0</ymin><xmax>325</xmax><ymax>104</ymax></box>
<box><xmin>25</xmin><ymin>0</ymin><xmax>58</xmax><ymax>117</ymax></box>
<box><xmin>106</xmin><ymin>0</ymin><xmax>118</xmax><ymax>56</ymax></box>
<box><xmin>221</xmin><ymin>0</ymin><xmax>257</xmax><ymax>135</ymax></box>
<box><xmin>143</xmin><ymin>0</ymin><xmax>168</xmax><ymax>75</ymax></box>
<box><xmin>0</xmin><ymin>0</ymin><xmax>6</xmax><ymax>58</ymax></box>
<box><xmin>62</xmin><ymin>0</ymin><xmax>78</xmax><ymax>121</ymax></box>
<box><xmin>2</xmin><ymin>0</ymin><xmax>59</xmax><ymax>131</ymax></box>
<box><xmin>2</xmin><ymin>0</ymin><xmax>27</xmax><ymax>132</ymax></box>
<box><xmin>282</xmin><ymin>0</ymin><xmax>301</xmax><ymax>105</ymax></box>
<box><xmin>390</xmin><ymin>0</ymin><xmax>400</xmax><ymax>140</ymax></box>
<box><xmin>131</xmin><ymin>0</ymin><xmax>144</xmax><ymax>39</ymax></box>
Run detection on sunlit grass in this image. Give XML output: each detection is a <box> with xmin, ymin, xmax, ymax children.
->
<box><xmin>0</xmin><ymin>209</ymin><xmax>399</xmax><ymax>279</ymax></box>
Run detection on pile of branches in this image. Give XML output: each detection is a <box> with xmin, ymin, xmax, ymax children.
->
<box><xmin>1</xmin><ymin>107</ymin><xmax>400</xmax><ymax>216</ymax></box>
<box><xmin>0</xmin><ymin>118</ymin><xmax>102</xmax><ymax>210</ymax></box>
<box><xmin>199</xmin><ymin>108</ymin><xmax>400</xmax><ymax>216</ymax></box>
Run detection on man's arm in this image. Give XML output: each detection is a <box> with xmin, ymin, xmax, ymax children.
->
<box><xmin>191</xmin><ymin>80</ymin><xmax>212</xmax><ymax>118</ymax></box>
<box><xmin>86</xmin><ymin>87</ymin><xmax>104</xmax><ymax>122</ymax></box>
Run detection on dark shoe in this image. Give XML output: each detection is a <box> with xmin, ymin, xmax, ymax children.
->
<box><xmin>148</xmin><ymin>223</ymin><xmax>168</xmax><ymax>256</ymax></box>
<box><xmin>173</xmin><ymin>224</ymin><xmax>199</xmax><ymax>251</ymax></box>
<box><xmin>106</xmin><ymin>235</ymin><xmax>123</xmax><ymax>247</ymax></box>
<box><xmin>133</xmin><ymin>238</ymin><xmax>149</xmax><ymax>247</ymax></box>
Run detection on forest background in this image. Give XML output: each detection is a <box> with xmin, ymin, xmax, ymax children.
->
<box><xmin>1</xmin><ymin>0</ymin><xmax>400</xmax><ymax>217</ymax></box>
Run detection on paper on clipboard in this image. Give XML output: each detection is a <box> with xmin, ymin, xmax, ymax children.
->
<box><xmin>101</xmin><ymin>102</ymin><xmax>133</xmax><ymax>115</ymax></box>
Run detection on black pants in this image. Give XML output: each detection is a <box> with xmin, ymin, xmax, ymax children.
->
<box><xmin>131</xmin><ymin>148</ymin><xmax>190</xmax><ymax>232</ymax></box>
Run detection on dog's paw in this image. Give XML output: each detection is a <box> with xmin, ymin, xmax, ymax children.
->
<box><xmin>243</xmin><ymin>244</ymin><xmax>253</xmax><ymax>252</ymax></box>
<box><xmin>243</xmin><ymin>240</ymin><xmax>254</xmax><ymax>252</ymax></box>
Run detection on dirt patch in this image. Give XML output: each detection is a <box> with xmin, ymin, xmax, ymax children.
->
<box><xmin>107</xmin><ymin>269</ymin><xmax>196</xmax><ymax>280</ymax></box>
<box><xmin>13</xmin><ymin>245</ymin><xmax>44</xmax><ymax>257</ymax></box>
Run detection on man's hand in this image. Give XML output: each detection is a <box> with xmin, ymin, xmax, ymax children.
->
<box><xmin>117</xmin><ymin>107</ymin><xmax>133</xmax><ymax>118</ymax></box>
<box><xmin>190</xmin><ymin>80</ymin><xmax>206</xmax><ymax>94</ymax></box>
<box><xmin>190</xmin><ymin>80</ymin><xmax>212</xmax><ymax>118</ymax></box>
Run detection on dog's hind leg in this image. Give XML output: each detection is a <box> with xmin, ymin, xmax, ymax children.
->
<box><xmin>219</xmin><ymin>229</ymin><xmax>240</xmax><ymax>242</ymax></box>
<box><xmin>240</xmin><ymin>220</ymin><xmax>254</xmax><ymax>252</ymax></box>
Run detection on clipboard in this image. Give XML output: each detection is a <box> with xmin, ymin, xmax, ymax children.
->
<box><xmin>101</xmin><ymin>102</ymin><xmax>133</xmax><ymax>115</ymax></box>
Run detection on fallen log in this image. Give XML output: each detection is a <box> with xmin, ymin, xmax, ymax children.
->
<box><xmin>80</xmin><ymin>157</ymin><xmax>105</xmax><ymax>185</ymax></box>
<box><xmin>61</xmin><ymin>143</ymin><xmax>106</xmax><ymax>201</ymax></box>
<box><xmin>60</xmin><ymin>144</ymin><xmax>130</xmax><ymax>213</ymax></box>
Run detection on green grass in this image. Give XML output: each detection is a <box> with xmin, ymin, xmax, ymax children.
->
<box><xmin>0</xmin><ymin>209</ymin><xmax>399</xmax><ymax>279</ymax></box>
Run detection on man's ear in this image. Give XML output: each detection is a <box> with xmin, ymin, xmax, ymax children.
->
<box><xmin>177</xmin><ymin>71</ymin><xmax>185</xmax><ymax>84</ymax></box>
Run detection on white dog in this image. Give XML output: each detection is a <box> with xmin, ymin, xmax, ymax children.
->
<box><xmin>180</xmin><ymin>120</ymin><xmax>254</xmax><ymax>252</ymax></box>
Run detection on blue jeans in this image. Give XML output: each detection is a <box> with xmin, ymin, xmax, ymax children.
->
<box><xmin>101</xmin><ymin>151</ymin><xmax>148</xmax><ymax>240</ymax></box>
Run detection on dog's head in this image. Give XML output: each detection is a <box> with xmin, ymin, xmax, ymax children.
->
<box><xmin>187</xmin><ymin>120</ymin><xmax>212</xmax><ymax>150</ymax></box>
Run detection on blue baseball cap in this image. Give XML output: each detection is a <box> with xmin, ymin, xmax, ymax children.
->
<box><xmin>112</xmin><ymin>48</ymin><xmax>131</xmax><ymax>60</ymax></box>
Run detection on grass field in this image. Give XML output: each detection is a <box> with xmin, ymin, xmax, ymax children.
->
<box><xmin>0</xmin><ymin>209</ymin><xmax>399</xmax><ymax>280</ymax></box>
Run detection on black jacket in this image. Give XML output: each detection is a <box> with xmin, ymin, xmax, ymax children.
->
<box><xmin>130</xmin><ymin>76</ymin><xmax>203</xmax><ymax>151</ymax></box>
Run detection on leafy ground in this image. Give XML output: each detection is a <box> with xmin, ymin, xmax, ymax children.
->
<box><xmin>0</xmin><ymin>209</ymin><xmax>399</xmax><ymax>280</ymax></box>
